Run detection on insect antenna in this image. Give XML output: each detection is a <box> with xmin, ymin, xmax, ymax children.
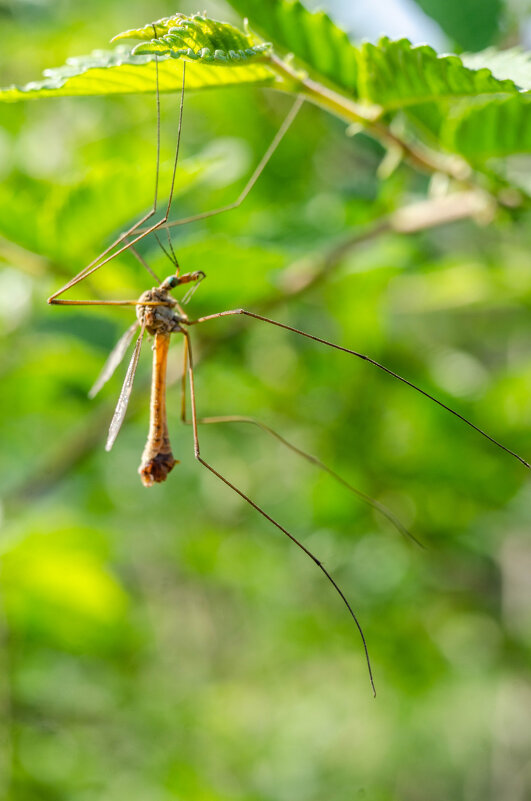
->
<box><xmin>181</xmin><ymin>273</ymin><xmax>205</xmax><ymax>305</ymax></box>
<box><xmin>153</xmin><ymin>230</ymin><xmax>180</xmax><ymax>275</ymax></box>
<box><xmin>153</xmin><ymin>232</ymin><xmax>174</xmax><ymax>266</ymax></box>
<box><xmin>165</xmin><ymin>228</ymin><xmax>180</xmax><ymax>271</ymax></box>
<box><xmin>152</xmin><ymin>228</ymin><xmax>204</xmax><ymax>303</ymax></box>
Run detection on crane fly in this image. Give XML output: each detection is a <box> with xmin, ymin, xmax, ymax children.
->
<box><xmin>49</xmin><ymin>247</ymin><xmax>530</xmax><ymax>698</ymax></box>
<box><xmin>47</xmin><ymin>34</ymin><xmax>530</xmax><ymax>696</ymax></box>
<box><xmin>102</xmin><ymin>269</ymin><xmax>205</xmax><ymax>486</ymax></box>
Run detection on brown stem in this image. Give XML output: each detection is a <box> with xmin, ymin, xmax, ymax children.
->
<box><xmin>270</xmin><ymin>54</ymin><xmax>471</xmax><ymax>182</ymax></box>
<box><xmin>139</xmin><ymin>332</ymin><xmax>178</xmax><ymax>486</ymax></box>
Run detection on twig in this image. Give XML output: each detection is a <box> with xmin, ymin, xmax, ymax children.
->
<box><xmin>270</xmin><ymin>54</ymin><xmax>472</xmax><ymax>182</ymax></box>
<box><xmin>272</xmin><ymin>189</ymin><xmax>495</xmax><ymax>300</ymax></box>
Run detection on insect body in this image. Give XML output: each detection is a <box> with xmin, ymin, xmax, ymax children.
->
<box><xmin>97</xmin><ymin>271</ymin><xmax>205</xmax><ymax>487</ymax></box>
<box><xmin>135</xmin><ymin>278</ymin><xmax>185</xmax><ymax>485</ymax></box>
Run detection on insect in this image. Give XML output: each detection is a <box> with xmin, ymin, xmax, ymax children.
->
<box><xmin>47</xmin><ymin>45</ymin><xmax>529</xmax><ymax>696</ymax></box>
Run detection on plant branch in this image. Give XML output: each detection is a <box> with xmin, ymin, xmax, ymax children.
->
<box><xmin>269</xmin><ymin>53</ymin><xmax>472</xmax><ymax>182</ymax></box>
<box><xmin>272</xmin><ymin>189</ymin><xmax>494</xmax><ymax>299</ymax></box>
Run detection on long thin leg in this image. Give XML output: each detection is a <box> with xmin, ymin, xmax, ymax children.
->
<box><xmin>142</xmin><ymin>95</ymin><xmax>305</xmax><ymax>233</ymax></box>
<box><xmin>181</xmin><ymin>334</ymin><xmax>189</xmax><ymax>423</ymax></box>
<box><xmin>50</xmin><ymin>279</ymin><xmax>202</xmax><ymax>309</ymax></box>
<box><xmin>182</xmin><ymin>330</ymin><xmax>376</xmax><ymax>696</ymax></box>
<box><xmin>50</xmin><ymin>91</ymin><xmax>302</xmax><ymax>304</ymax></box>
<box><xmin>48</xmin><ymin>59</ymin><xmax>185</xmax><ymax>303</ymax></box>
<box><xmin>178</xmin><ymin>347</ymin><xmax>420</xmax><ymax>545</ymax></box>
<box><xmin>47</xmin><ymin>300</ymin><xmax>168</xmax><ymax>307</ymax></box>
<box><xmin>178</xmin><ymin>339</ymin><xmax>418</xmax><ymax>542</ymax></box>
<box><xmin>81</xmin><ymin>94</ymin><xmax>304</xmax><ymax>273</ymax></box>
<box><xmin>186</xmin><ymin>310</ymin><xmax>530</xmax><ymax>470</ymax></box>
<box><xmin>194</xmin><ymin>417</ymin><xmax>422</xmax><ymax>546</ymax></box>
<box><xmin>50</xmin><ymin>238</ymin><xmax>163</xmax><ymax>306</ymax></box>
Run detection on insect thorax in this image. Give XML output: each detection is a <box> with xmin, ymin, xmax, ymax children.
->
<box><xmin>136</xmin><ymin>288</ymin><xmax>184</xmax><ymax>336</ymax></box>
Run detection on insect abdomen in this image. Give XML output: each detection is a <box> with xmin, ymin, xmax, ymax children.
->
<box><xmin>139</xmin><ymin>331</ymin><xmax>178</xmax><ymax>487</ymax></box>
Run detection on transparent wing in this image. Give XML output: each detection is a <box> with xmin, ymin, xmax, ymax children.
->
<box><xmin>105</xmin><ymin>322</ymin><xmax>146</xmax><ymax>452</ymax></box>
<box><xmin>89</xmin><ymin>321</ymin><xmax>140</xmax><ymax>399</ymax></box>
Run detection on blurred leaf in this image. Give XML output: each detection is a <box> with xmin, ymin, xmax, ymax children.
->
<box><xmin>226</xmin><ymin>0</ymin><xmax>360</xmax><ymax>92</ymax></box>
<box><xmin>410</xmin><ymin>0</ymin><xmax>502</xmax><ymax>51</ymax></box>
<box><xmin>0</xmin><ymin>153</ymin><xmax>212</xmax><ymax>262</ymax></box>
<box><xmin>0</xmin><ymin>527</ymin><xmax>129</xmax><ymax>651</ymax></box>
<box><xmin>462</xmin><ymin>46</ymin><xmax>531</xmax><ymax>89</ymax></box>
<box><xmin>354</xmin><ymin>38</ymin><xmax>519</xmax><ymax>108</ymax></box>
<box><xmin>444</xmin><ymin>94</ymin><xmax>531</xmax><ymax>159</ymax></box>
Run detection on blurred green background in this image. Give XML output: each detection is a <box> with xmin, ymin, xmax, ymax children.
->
<box><xmin>1</xmin><ymin>1</ymin><xmax>530</xmax><ymax>799</ymax></box>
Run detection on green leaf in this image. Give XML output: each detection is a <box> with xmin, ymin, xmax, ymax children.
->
<box><xmin>410</xmin><ymin>0</ymin><xmax>502</xmax><ymax>51</ymax></box>
<box><xmin>461</xmin><ymin>47</ymin><xmax>531</xmax><ymax>90</ymax></box>
<box><xmin>355</xmin><ymin>38</ymin><xmax>519</xmax><ymax>109</ymax></box>
<box><xmin>225</xmin><ymin>0</ymin><xmax>359</xmax><ymax>93</ymax></box>
<box><xmin>115</xmin><ymin>12</ymin><xmax>272</xmax><ymax>64</ymax></box>
<box><xmin>225</xmin><ymin>2</ymin><xmax>518</xmax><ymax>108</ymax></box>
<box><xmin>355</xmin><ymin>39</ymin><xmax>527</xmax><ymax>157</ymax></box>
<box><xmin>444</xmin><ymin>94</ymin><xmax>531</xmax><ymax>159</ymax></box>
<box><xmin>111</xmin><ymin>12</ymin><xmax>190</xmax><ymax>41</ymax></box>
<box><xmin>1</xmin><ymin>6</ymin><xmax>521</xmax><ymax>119</ymax></box>
<box><xmin>0</xmin><ymin>45</ymin><xmax>276</xmax><ymax>104</ymax></box>
<box><xmin>2</xmin><ymin>7</ymin><xmax>529</xmax><ymax>168</ymax></box>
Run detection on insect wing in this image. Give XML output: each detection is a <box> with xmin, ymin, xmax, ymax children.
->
<box><xmin>105</xmin><ymin>323</ymin><xmax>146</xmax><ymax>452</ymax></box>
<box><xmin>89</xmin><ymin>321</ymin><xmax>140</xmax><ymax>399</ymax></box>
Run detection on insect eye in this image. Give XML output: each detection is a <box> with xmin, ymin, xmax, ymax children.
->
<box><xmin>165</xmin><ymin>275</ymin><xmax>179</xmax><ymax>289</ymax></box>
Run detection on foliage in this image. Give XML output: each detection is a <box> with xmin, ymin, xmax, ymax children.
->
<box><xmin>227</xmin><ymin>0</ymin><xmax>362</xmax><ymax>92</ymax></box>
<box><xmin>2</xmin><ymin>2</ymin><xmax>530</xmax><ymax>186</ymax></box>
<box><xmin>445</xmin><ymin>94</ymin><xmax>531</xmax><ymax>160</ymax></box>
<box><xmin>0</xmin><ymin>1</ymin><xmax>530</xmax><ymax>800</ymax></box>
<box><xmin>116</xmin><ymin>12</ymin><xmax>272</xmax><ymax>62</ymax></box>
<box><xmin>410</xmin><ymin>0</ymin><xmax>503</xmax><ymax>51</ymax></box>
<box><xmin>461</xmin><ymin>46</ymin><xmax>531</xmax><ymax>88</ymax></box>
<box><xmin>0</xmin><ymin>46</ymin><xmax>275</xmax><ymax>100</ymax></box>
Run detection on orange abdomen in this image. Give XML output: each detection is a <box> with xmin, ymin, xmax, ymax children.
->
<box><xmin>139</xmin><ymin>331</ymin><xmax>178</xmax><ymax>487</ymax></box>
